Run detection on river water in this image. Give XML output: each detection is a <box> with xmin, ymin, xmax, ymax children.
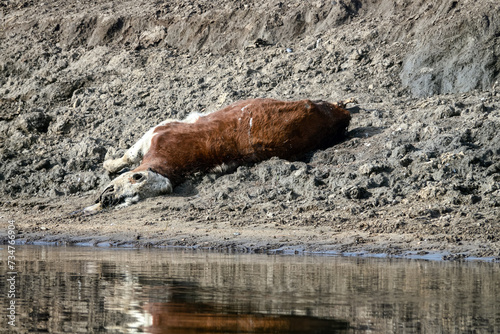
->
<box><xmin>0</xmin><ymin>245</ymin><xmax>499</xmax><ymax>333</ymax></box>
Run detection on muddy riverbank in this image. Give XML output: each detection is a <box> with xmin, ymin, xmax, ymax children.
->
<box><xmin>1</xmin><ymin>0</ymin><xmax>499</xmax><ymax>260</ymax></box>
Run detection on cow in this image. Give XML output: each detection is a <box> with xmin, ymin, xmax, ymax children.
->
<box><xmin>83</xmin><ymin>98</ymin><xmax>354</xmax><ymax>213</ymax></box>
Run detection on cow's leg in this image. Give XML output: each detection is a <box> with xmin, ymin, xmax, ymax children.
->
<box><xmin>103</xmin><ymin>119</ymin><xmax>177</xmax><ymax>174</ymax></box>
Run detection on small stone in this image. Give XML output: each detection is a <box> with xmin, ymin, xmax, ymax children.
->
<box><xmin>358</xmin><ymin>163</ymin><xmax>387</xmax><ymax>175</ymax></box>
<box><xmin>343</xmin><ymin>185</ymin><xmax>369</xmax><ymax>199</ymax></box>
<box><xmin>472</xmin><ymin>103</ymin><xmax>486</xmax><ymax>113</ymax></box>
<box><xmin>436</xmin><ymin>105</ymin><xmax>460</xmax><ymax>119</ymax></box>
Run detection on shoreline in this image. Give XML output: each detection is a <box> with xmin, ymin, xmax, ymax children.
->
<box><xmin>2</xmin><ymin>193</ymin><xmax>499</xmax><ymax>263</ymax></box>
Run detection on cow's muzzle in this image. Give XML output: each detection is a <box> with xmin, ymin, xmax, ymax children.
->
<box><xmin>98</xmin><ymin>185</ymin><xmax>124</xmax><ymax>208</ymax></box>
<box><xmin>75</xmin><ymin>185</ymin><xmax>122</xmax><ymax>216</ymax></box>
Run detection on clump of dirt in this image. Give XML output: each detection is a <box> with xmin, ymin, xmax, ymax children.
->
<box><xmin>1</xmin><ymin>0</ymin><xmax>499</xmax><ymax>260</ymax></box>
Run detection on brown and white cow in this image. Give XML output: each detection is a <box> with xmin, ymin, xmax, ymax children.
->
<box><xmin>83</xmin><ymin>98</ymin><xmax>353</xmax><ymax>213</ymax></box>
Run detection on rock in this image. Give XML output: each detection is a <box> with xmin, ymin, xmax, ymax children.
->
<box><xmin>48</xmin><ymin>115</ymin><xmax>74</xmax><ymax>135</ymax></box>
<box><xmin>343</xmin><ymin>185</ymin><xmax>369</xmax><ymax>200</ymax></box>
<box><xmin>435</xmin><ymin>105</ymin><xmax>460</xmax><ymax>119</ymax></box>
<box><xmin>472</xmin><ymin>103</ymin><xmax>486</xmax><ymax>113</ymax></box>
<box><xmin>358</xmin><ymin>163</ymin><xmax>388</xmax><ymax>176</ymax></box>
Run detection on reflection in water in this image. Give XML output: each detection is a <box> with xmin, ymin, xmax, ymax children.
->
<box><xmin>144</xmin><ymin>300</ymin><xmax>347</xmax><ymax>333</ymax></box>
<box><xmin>0</xmin><ymin>246</ymin><xmax>499</xmax><ymax>333</ymax></box>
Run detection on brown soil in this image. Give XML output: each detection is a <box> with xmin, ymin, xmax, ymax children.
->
<box><xmin>1</xmin><ymin>0</ymin><xmax>499</xmax><ymax>261</ymax></box>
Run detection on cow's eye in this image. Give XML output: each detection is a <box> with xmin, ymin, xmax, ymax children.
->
<box><xmin>132</xmin><ymin>173</ymin><xmax>144</xmax><ymax>182</ymax></box>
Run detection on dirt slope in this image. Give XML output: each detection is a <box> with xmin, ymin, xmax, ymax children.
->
<box><xmin>1</xmin><ymin>0</ymin><xmax>499</xmax><ymax>260</ymax></box>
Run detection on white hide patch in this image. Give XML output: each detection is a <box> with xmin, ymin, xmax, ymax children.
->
<box><xmin>183</xmin><ymin>112</ymin><xmax>205</xmax><ymax>124</ymax></box>
<box><xmin>248</xmin><ymin>117</ymin><xmax>253</xmax><ymax>141</ymax></box>
<box><xmin>129</xmin><ymin>111</ymin><xmax>207</xmax><ymax>162</ymax></box>
<box><xmin>130</xmin><ymin>118</ymin><xmax>180</xmax><ymax>161</ymax></box>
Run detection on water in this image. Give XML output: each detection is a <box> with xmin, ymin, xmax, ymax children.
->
<box><xmin>1</xmin><ymin>246</ymin><xmax>499</xmax><ymax>333</ymax></box>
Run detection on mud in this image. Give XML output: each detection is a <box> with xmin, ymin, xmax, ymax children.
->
<box><xmin>1</xmin><ymin>0</ymin><xmax>499</xmax><ymax>260</ymax></box>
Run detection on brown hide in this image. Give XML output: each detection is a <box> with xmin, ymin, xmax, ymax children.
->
<box><xmin>136</xmin><ymin>98</ymin><xmax>350</xmax><ymax>185</ymax></box>
<box><xmin>144</xmin><ymin>302</ymin><xmax>348</xmax><ymax>333</ymax></box>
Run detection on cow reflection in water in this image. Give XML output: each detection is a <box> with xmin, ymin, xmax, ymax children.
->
<box><xmin>143</xmin><ymin>301</ymin><xmax>349</xmax><ymax>334</ymax></box>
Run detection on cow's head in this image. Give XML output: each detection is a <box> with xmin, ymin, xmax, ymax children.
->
<box><xmin>83</xmin><ymin>169</ymin><xmax>173</xmax><ymax>213</ymax></box>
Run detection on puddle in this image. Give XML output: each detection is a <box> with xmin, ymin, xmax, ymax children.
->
<box><xmin>1</xmin><ymin>245</ymin><xmax>499</xmax><ymax>333</ymax></box>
